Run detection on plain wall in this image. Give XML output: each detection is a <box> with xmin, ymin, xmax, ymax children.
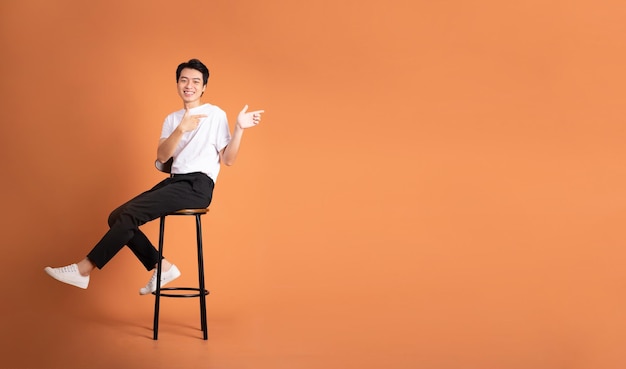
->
<box><xmin>1</xmin><ymin>0</ymin><xmax>626</xmax><ymax>368</ymax></box>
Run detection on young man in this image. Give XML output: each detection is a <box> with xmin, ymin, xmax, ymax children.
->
<box><xmin>44</xmin><ymin>59</ymin><xmax>263</xmax><ymax>294</ymax></box>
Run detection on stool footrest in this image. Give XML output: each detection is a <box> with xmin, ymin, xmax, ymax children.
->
<box><xmin>153</xmin><ymin>287</ymin><xmax>210</xmax><ymax>298</ymax></box>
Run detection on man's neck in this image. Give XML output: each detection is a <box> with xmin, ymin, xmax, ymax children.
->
<box><xmin>183</xmin><ymin>101</ymin><xmax>202</xmax><ymax>110</ymax></box>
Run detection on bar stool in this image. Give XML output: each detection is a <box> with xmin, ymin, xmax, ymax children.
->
<box><xmin>153</xmin><ymin>158</ymin><xmax>210</xmax><ymax>340</ymax></box>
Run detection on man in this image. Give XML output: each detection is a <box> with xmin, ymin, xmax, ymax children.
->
<box><xmin>44</xmin><ymin>58</ymin><xmax>264</xmax><ymax>294</ymax></box>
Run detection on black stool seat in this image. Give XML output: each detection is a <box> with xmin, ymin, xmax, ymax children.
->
<box><xmin>153</xmin><ymin>207</ymin><xmax>210</xmax><ymax>340</ymax></box>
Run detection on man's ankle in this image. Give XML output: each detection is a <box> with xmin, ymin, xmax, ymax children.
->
<box><xmin>155</xmin><ymin>261</ymin><xmax>172</xmax><ymax>272</ymax></box>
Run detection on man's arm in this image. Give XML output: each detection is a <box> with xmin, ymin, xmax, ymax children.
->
<box><xmin>221</xmin><ymin>105</ymin><xmax>264</xmax><ymax>166</ymax></box>
<box><xmin>157</xmin><ymin>109</ymin><xmax>207</xmax><ymax>163</ymax></box>
<box><xmin>157</xmin><ymin>131</ymin><xmax>184</xmax><ymax>163</ymax></box>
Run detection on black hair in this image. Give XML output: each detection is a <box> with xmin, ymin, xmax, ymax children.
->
<box><xmin>176</xmin><ymin>59</ymin><xmax>209</xmax><ymax>85</ymax></box>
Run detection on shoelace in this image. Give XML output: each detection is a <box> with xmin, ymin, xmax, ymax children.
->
<box><xmin>147</xmin><ymin>271</ymin><xmax>158</xmax><ymax>286</ymax></box>
<box><xmin>146</xmin><ymin>269</ymin><xmax>167</xmax><ymax>288</ymax></box>
<box><xmin>59</xmin><ymin>265</ymin><xmax>77</xmax><ymax>273</ymax></box>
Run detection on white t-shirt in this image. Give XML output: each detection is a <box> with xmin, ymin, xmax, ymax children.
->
<box><xmin>160</xmin><ymin>103</ymin><xmax>231</xmax><ymax>182</ymax></box>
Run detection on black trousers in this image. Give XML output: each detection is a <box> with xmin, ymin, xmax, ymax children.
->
<box><xmin>87</xmin><ymin>172</ymin><xmax>214</xmax><ymax>271</ymax></box>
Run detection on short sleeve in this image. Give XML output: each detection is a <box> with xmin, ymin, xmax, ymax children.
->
<box><xmin>160</xmin><ymin>116</ymin><xmax>174</xmax><ymax>140</ymax></box>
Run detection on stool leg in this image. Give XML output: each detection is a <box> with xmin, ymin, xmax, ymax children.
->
<box><xmin>153</xmin><ymin>215</ymin><xmax>166</xmax><ymax>340</ymax></box>
<box><xmin>196</xmin><ymin>214</ymin><xmax>208</xmax><ymax>340</ymax></box>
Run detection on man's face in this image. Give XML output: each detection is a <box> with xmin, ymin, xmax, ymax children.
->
<box><xmin>177</xmin><ymin>68</ymin><xmax>206</xmax><ymax>105</ymax></box>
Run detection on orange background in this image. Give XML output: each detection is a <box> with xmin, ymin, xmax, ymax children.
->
<box><xmin>1</xmin><ymin>0</ymin><xmax>626</xmax><ymax>368</ymax></box>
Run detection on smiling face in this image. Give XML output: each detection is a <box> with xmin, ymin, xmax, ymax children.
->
<box><xmin>177</xmin><ymin>68</ymin><xmax>206</xmax><ymax>108</ymax></box>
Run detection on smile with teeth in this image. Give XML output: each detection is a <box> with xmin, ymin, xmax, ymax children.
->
<box><xmin>184</xmin><ymin>90</ymin><xmax>195</xmax><ymax>96</ymax></box>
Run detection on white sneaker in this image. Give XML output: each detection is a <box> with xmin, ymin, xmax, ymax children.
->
<box><xmin>44</xmin><ymin>264</ymin><xmax>90</xmax><ymax>289</ymax></box>
<box><xmin>139</xmin><ymin>265</ymin><xmax>181</xmax><ymax>295</ymax></box>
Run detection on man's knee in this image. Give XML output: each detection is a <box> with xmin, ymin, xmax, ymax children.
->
<box><xmin>108</xmin><ymin>207</ymin><xmax>122</xmax><ymax>227</ymax></box>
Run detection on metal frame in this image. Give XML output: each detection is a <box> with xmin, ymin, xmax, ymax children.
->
<box><xmin>153</xmin><ymin>212</ymin><xmax>209</xmax><ymax>340</ymax></box>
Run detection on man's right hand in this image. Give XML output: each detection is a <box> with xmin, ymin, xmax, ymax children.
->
<box><xmin>177</xmin><ymin>109</ymin><xmax>208</xmax><ymax>132</ymax></box>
